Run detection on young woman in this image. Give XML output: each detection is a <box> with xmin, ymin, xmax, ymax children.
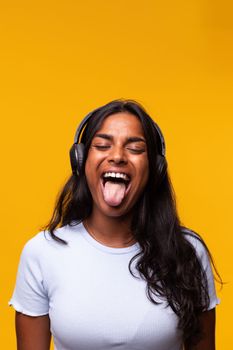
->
<box><xmin>9</xmin><ymin>99</ymin><xmax>220</xmax><ymax>350</ymax></box>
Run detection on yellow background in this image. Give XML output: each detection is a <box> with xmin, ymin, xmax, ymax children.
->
<box><xmin>1</xmin><ymin>0</ymin><xmax>232</xmax><ymax>348</ymax></box>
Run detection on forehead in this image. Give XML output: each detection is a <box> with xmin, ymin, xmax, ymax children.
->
<box><xmin>96</xmin><ymin>112</ymin><xmax>145</xmax><ymax>136</ymax></box>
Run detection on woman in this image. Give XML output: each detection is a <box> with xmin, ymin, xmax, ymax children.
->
<box><xmin>9</xmin><ymin>99</ymin><xmax>220</xmax><ymax>350</ymax></box>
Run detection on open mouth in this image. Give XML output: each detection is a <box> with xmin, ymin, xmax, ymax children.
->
<box><xmin>102</xmin><ymin>172</ymin><xmax>131</xmax><ymax>187</ymax></box>
<box><xmin>100</xmin><ymin>172</ymin><xmax>131</xmax><ymax>207</ymax></box>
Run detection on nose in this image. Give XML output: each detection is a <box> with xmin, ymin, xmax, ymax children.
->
<box><xmin>108</xmin><ymin>145</ymin><xmax>127</xmax><ymax>165</ymax></box>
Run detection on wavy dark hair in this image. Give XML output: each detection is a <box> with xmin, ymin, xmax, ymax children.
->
<box><xmin>42</xmin><ymin>99</ymin><xmax>221</xmax><ymax>346</ymax></box>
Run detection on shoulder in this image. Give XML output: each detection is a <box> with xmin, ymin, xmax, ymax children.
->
<box><xmin>181</xmin><ymin>227</ymin><xmax>212</xmax><ymax>270</ymax></box>
<box><xmin>21</xmin><ymin>222</ymin><xmax>83</xmax><ymax>260</ymax></box>
<box><xmin>181</xmin><ymin>227</ymin><xmax>210</xmax><ymax>259</ymax></box>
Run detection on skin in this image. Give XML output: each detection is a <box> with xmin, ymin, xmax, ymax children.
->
<box><xmin>15</xmin><ymin>312</ymin><xmax>51</xmax><ymax>350</ymax></box>
<box><xmin>184</xmin><ymin>309</ymin><xmax>216</xmax><ymax>350</ymax></box>
<box><xmin>15</xmin><ymin>112</ymin><xmax>216</xmax><ymax>349</ymax></box>
<box><xmin>84</xmin><ymin>112</ymin><xmax>149</xmax><ymax>247</ymax></box>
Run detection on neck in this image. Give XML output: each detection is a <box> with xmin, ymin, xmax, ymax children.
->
<box><xmin>84</xmin><ymin>209</ymin><xmax>136</xmax><ymax>248</ymax></box>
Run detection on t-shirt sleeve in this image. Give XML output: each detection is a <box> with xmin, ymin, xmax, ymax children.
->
<box><xmin>8</xmin><ymin>236</ymin><xmax>49</xmax><ymax>316</ymax></box>
<box><xmin>186</xmin><ymin>232</ymin><xmax>220</xmax><ymax>311</ymax></box>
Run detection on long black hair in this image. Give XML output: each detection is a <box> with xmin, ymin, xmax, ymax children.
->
<box><xmin>42</xmin><ymin>99</ymin><xmax>221</xmax><ymax>346</ymax></box>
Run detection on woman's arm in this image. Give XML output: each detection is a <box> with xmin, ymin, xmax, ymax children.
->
<box><xmin>184</xmin><ymin>308</ymin><xmax>216</xmax><ymax>350</ymax></box>
<box><xmin>15</xmin><ymin>312</ymin><xmax>51</xmax><ymax>350</ymax></box>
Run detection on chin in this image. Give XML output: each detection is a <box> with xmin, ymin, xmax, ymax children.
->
<box><xmin>97</xmin><ymin>201</ymin><xmax>134</xmax><ymax>219</ymax></box>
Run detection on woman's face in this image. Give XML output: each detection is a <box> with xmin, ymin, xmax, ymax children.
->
<box><xmin>85</xmin><ymin>112</ymin><xmax>149</xmax><ymax>218</ymax></box>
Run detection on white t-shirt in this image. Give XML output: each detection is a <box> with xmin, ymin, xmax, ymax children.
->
<box><xmin>9</xmin><ymin>222</ymin><xmax>219</xmax><ymax>350</ymax></box>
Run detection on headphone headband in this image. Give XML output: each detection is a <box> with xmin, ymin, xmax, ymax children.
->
<box><xmin>73</xmin><ymin>108</ymin><xmax>100</xmax><ymax>144</ymax></box>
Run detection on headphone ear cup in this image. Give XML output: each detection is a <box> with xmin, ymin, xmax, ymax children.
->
<box><xmin>76</xmin><ymin>143</ymin><xmax>85</xmax><ymax>175</ymax></box>
<box><xmin>69</xmin><ymin>143</ymin><xmax>85</xmax><ymax>176</ymax></box>
<box><xmin>156</xmin><ymin>155</ymin><xmax>167</xmax><ymax>184</ymax></box>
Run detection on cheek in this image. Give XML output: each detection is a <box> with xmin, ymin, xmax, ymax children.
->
<box><xmin>137</xmin><ymin>157</ymin><xmax>149</xmax><ymax>183</ymax></box>
<box><xmin>84</xmin><ymin>158</ymin><xmax>95</xmax><ymax>189</ymax></box>
<box><xmin>85</xmin><ymin>151</ymin><xmax>96</xmax><ymax>175</ymax></box>
<box><xmin>84</xmin><ymin>160</ymin><xmax>91</xmax><ymax>181</ymax></box>
<box><xmin>130</xmin><ymin>160</ymin><xmax>149</xmax><ymax>199</ymax></box>
<box><xmin>84</xmin><ymin>152</ymin><xmax>104</xmax><ymax>188</ymax></box>
<box><xmin>141</xmin><ymin>169</ymin><xmax>149</xmax><ymax>193</ymax></box>
<box><xmin>141</xmin><ymin>169</ymin><xmax>149</xmax><ymax>190</ymax></box>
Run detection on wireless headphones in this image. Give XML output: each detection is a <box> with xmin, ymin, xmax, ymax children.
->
<box><xmin>69</xmin><ymin>105</ymin><xmax>167</xmax><ymax>182</ymax></box>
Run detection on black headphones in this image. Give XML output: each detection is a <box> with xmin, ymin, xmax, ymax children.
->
<box><xmin>69</xmin><ymin>107</ymin><xmax>167</xmax><ymax>181</ymax></box>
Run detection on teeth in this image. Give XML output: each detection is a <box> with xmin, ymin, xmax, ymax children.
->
<box><xmin>103</xmin><ymin>172</ymin><xmax>129</xmax><ymax>181</ymax></box>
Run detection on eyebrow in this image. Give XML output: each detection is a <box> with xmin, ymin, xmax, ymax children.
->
<box><xmin>94</xmin><ymin>133</ymin><xmax>146</xmax><ymax>144</ymax></box>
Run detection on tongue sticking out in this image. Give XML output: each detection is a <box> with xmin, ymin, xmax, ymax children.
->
<box><xmin>103</xmin><ymin>181</ymin><xmax>127</xmax><ymax>206</ymax></box>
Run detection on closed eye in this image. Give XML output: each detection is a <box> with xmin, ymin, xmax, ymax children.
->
<box><xmin>127</xmin><ymin>148</ymin><xmax>146</xmax><ymax>154</ymax></box>
<box><xmin>94</xmin><ymin>145</ymin><xmax>110</xmax><ymax>150</ymax></box>
<box><xmin>93</xmin><ymin>145</ymin><xmax>146</xmax><ymax>153</ymax></box>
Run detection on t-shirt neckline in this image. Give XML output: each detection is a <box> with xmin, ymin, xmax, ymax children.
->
<box><xmin>79</xmin><ymin>222</ymin><xmax>140</xmax><ymax>255</ymax></box>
